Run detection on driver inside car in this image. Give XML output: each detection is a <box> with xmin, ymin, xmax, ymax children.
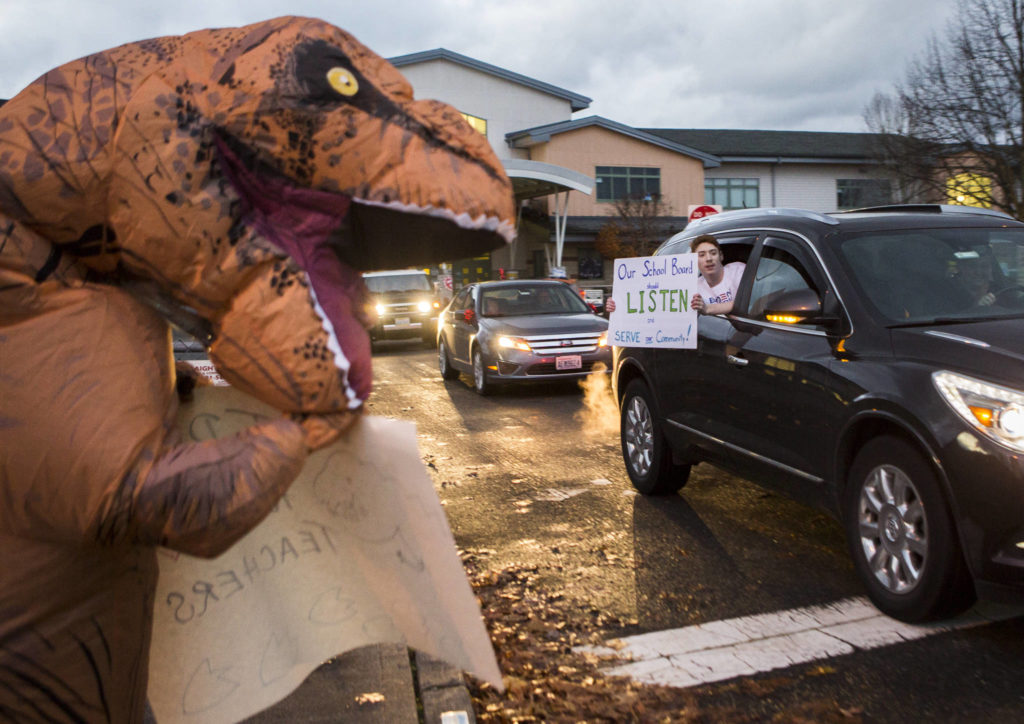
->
<box><xmin>956</xmin><ymin>253</ymin><xmax>997</xmax><ymax>307</ymax></box>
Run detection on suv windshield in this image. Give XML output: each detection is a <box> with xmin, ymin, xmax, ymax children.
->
<box><xmin>364</xmin><ymin>272</ymin><xmax>432</xmax><ymax>293</ymax></box>
<box><xmin>480</xmin><ymin>283</ymin><xmax>590</xmax><ymax>316</ymax></box>
<box><xmin>839</xmin><ymin>227</ymin><xmax>1024</xmax><ymax>324</ymax></box>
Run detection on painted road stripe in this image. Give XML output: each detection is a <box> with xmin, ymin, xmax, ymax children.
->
<box><xmin>576</xmin><ymin>597</ymin><xmax>1023</xmax><ymax>688</ymax></box>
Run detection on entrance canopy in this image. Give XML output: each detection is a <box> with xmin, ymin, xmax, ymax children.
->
<box><xmin>503</xmin><ymin>159</ymin><xmax>593</xmax><ymax>200</ymax></box>
<box><xmin>502</xmin><ymin>159</ymin><xmax>593</xmax><ymax>272</ymax></box>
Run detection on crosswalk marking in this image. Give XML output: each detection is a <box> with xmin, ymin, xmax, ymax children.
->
<box><xmin>577</xmin><ymin>597</ymin><xmax>1023</xmax><ymax>688</ymax></box>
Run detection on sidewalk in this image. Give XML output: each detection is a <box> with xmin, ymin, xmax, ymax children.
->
<box><xmin>242</xmin><ymin>644</ymin><xmax>477</xmax><ymax>724</ymax></box>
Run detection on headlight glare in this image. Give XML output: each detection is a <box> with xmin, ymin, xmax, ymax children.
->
<box><xmin>375</xmin><ymin>303</ymin><xmax>386</xmax><ymax>316</ymax></box>
<box><xmin>417</xmin><ymin>301</ymin><xmax>431</xmax><ymax>313</ymax></box>
<box><xmin>597</xmin><ymin>331</ymin><xmax>609</xmax><ymax>348</ymax></box>
<box><xmin>934</xmin><ymin>370</ymin><xmax>1024</xmax><ymax>450</ymax></box>
<box><xmin>999</xmin><ymin>404</ymin><xmax>1024</xmax><ymax>437</ymax></box>
<box><xmin>498</xmin><ymin>336</ymin><xmax>532</xmax><ymax>352</ymax></box>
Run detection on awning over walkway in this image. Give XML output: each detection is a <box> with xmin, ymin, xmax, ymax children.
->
<box><xmin>502</xmin><ymin>159</ymin><xmax>594</xmax><ymax>272</ymax></box>
<box><xmin>503</xmin><ymin>159</ymin><xmax>593</xmax><ymax>200</ymax></box>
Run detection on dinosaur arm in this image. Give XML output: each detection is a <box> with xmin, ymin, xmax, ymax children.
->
<box><xmin>120</xmin><ymin>418</ymin><xmax>309</xmax><ymax>558</ymax></box>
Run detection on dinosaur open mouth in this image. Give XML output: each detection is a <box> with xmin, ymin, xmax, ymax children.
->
<box><xmin>214</xmin><ymin>134</ymin><xmax>372</xmax><ymax>405</ymax></box>
<box><xmin>213</xmin><ymin>132</ymin><xmax>513</xmax><ymax>406</ymax></box>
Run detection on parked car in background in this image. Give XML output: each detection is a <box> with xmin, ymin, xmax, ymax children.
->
<box><xmin>363</xmin><ymin>269</ymin><xmax>441</xmax><ymax>346</ymax></box>
<box><xmin>438</xmin><ymin>279</ymin><xmax>610</xmax><ymax>395</ymax></box>
<box><xmin>581</xmin><ymin>287</ymin><xmax>606</xmax><ymax>315</ymax></box>
<box><xmin>614</xmin><ymin>204</ymin><xmax>1024</xmax><ymax>622</ymax></box>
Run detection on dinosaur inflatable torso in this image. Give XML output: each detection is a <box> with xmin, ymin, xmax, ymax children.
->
<box><xmin>0</xmin><ymin>17</ymin><xmax>513</xmax><ymax>722</ymax></box>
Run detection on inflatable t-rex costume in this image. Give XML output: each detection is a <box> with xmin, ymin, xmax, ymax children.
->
<box><xmin>0</xmin><ymin>16</ymin><xmax>514</xmax><ymax>722</ymax></box>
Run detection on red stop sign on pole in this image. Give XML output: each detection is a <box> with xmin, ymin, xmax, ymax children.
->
<box><xmin>688</xmin><ymin>204</ymin><xmax>721</xmax><ymax>221</ymax></box>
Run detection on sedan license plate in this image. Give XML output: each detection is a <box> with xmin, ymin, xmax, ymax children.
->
<box><xmin>556</xmin><ymin>354</ymin><xmax>582</xmax><ymax>371</ymax></box>
<box><xmin>395</xmin><ymin>317</ymin><xmax>410</xmax><ymax>326</ymax></box>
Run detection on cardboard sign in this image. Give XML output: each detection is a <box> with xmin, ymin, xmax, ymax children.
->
<box><xmin>147</xmin><ymin>386</ymin><xmax>501</xmax><ymax>723</ymax></box>
<box><xmin>607</xmin><ymin>254</ymin><xmax>700</xmax><ymax>349</ymax></box>
<box><xmin>183</xmin><ymin>359</ymin><xmax>229</xmax><ymax>386</ymax></box>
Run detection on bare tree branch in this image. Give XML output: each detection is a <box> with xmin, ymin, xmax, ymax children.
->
<box><xmin>864</xmin><ymin>0</ymin><xmax>1024</xmax><ymax>218</ymax></box>
<box><xmin>595</xmin><ymin>194</ymin><xmax>675</xmax><ymax>259</ymax></box>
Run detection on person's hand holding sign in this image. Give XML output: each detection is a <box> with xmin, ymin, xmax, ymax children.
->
<box><xmin>606</xmin><ymin>251</ymin><xmax>700</xmax><ymax>349</ymax></box>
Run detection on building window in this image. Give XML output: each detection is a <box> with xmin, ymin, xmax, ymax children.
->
<box><xmin>836</xmin><ymin>179</ymin><xmax>892</xmax><ymax>209</ymax></box>
<box><xmin>946</xmin><ymin>173</ymin><xmax>992</xmax><ymax>208</ymax></box>
<box><xmin>595</xmin><ymin>166</ymin><xmax>661</xmax><ymax>202</ymax></box>
<box><xmin>577</xmin><ymin>248</ymin><xmax>604</xmax><ymax>279</ymax></box>
<box><xmin>705</xmin><ymin>178</ymin><xmax>759</xmax><ymax>209</ymax></box>
<box><xmin>460</xmin><ymin>112</ymin><xmax>487</xmax><ymax>135</ymax></box>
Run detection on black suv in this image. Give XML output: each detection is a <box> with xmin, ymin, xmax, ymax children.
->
<box><xmin>363</xmin><ymin>269</ymin><xmax>440</xmax><ymax>346</ymax></box>
<box><xmin>613</xmin><ymin>205</ymin><xmax>1024</xmax><ymax>621</ymax></box>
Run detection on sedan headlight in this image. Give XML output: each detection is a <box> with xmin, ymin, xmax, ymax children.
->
<box><xmin>933</xmin><ymin>370</ymin><xmax>1024</xmax><ymax>450</ymax></box>
<box><xmin>498</xmin><ymin>336</ymin><xmax>532</xmax><ymax>352</ymax></box>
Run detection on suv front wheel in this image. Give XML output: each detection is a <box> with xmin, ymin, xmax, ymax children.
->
<box><xmin>620</xmin><ymin>379</ymin><xmax>690</xmax><ymax>495</ymax></box>
<box><xmin>844</xmin><ymin>435</ymin><xmax>975</xmax><ymax>622</ymax></box>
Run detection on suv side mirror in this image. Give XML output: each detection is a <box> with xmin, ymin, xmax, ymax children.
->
<box><xmin>764</xmin><ymin>288</ymin><xmax>839</xmax><ymax>325</ymax></box>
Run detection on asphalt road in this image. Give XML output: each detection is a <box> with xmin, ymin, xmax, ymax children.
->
<box><xmin>369</xmin><ymin>339</ymin><xmax>1024</xmax><ymax>722</ymax></box>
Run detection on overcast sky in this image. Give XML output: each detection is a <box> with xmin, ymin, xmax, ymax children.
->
<box><xmin>1</xmin><ymin>0</ymin><xmax>959</xmax><ymax>133</ymax></box>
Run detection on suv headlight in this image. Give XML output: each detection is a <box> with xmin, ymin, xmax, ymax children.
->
<box><xmin>417</xmin><ymin>300</ymin><xmax>431</xmax><ymax>313</ymax></box>
<box><xmin>934</xmin><ymin>370</ymin><xmax>1024</xmax><ymax>450</ymax></box>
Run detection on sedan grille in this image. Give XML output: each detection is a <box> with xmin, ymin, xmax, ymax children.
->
<box><xmin>526</xmin><ymin>360</ymin><xmax>605</xmax><ymax>376</ymax></box>
<box><xmin>524</xmin><ymin>331</ymin><xmax>604</xmax><ymax>354</ymax></box>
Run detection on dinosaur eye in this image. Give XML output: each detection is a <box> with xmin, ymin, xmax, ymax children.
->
<box><xmin>326</xmin><ymin>67</ymin><xmax>359</xmax><ymax>97</ymax></box>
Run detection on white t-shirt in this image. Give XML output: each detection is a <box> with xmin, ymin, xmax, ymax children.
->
<box><xmin>698</xmin><ymin>262</ymin><xmax>745</xmax><ymax>306</ymax></box>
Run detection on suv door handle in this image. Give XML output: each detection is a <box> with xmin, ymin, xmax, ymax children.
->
<box><xmin>726</xmin><ymin>354</ymin><xmax>749</xmax><ymax>367</ymax></box>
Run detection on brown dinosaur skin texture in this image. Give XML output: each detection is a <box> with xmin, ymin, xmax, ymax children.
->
<box><xmin>0</xmin><ymin>16</ymin><xmax>514</xmax><ymax>722</ymax></box>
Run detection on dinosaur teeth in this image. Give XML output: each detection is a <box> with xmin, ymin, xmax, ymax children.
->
<box><xmin>353</xmin><ymin>198</ymin><xmax>516</xmax><ymax>244</ymax></box>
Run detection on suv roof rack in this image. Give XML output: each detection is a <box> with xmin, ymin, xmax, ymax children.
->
<box><xmin>837</xmin><ymin>204</ymin><xmax>1015</xmax><ymax>220</ymax></box>
<box><xmin>688</xmin><ymin>207</ymin><xmax>839</xmax><ymax>227</ymax></box>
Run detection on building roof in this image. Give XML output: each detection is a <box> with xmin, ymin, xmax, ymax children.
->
<box><xmin>388</xmin><ymin>48</ymin><xmax>592</xmax><ymax>111</ymax></box>
<box><xmin>555</xmin><ymin>215</ymin><xmax>691</xmax><ymax>241</ymax></box>
<box><xmin>641</xmin><ymin>128</ymin><xmax>886</xmax><ymax>164</ymax></box>
<box><xmin>507</xmin><ymin>116</ymin><xmax>721</xmax><ymax>168</ymax></box>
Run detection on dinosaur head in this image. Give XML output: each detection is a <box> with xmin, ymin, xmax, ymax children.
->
<box><xmin>0</xmin><ymin>17</ymin><xmax>515</xmax><ymax>422</ymax></box>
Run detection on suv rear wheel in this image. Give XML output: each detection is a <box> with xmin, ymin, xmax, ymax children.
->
<box><xmin>844</xmin><ymin>436</ymin><xmax>975</xmax><ymax>622</ymax></box>
<box><xmin>620</xmin><ymin>379</ymin><xmax>690</xmax><ymax>495</ymax></box>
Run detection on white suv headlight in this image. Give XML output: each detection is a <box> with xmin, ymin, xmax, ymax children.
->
<box><xmin>933</xmin><ymin>370</ymin><xmax>1024</xmax><ymax>450</ymax></box>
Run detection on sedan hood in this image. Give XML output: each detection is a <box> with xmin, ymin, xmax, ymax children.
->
<box><xmin>892</xmin><ymin>318</ymin><xmax>1024</xmax><ymax>384</ymax></box>
<box><xmin>484</xmin><ymin>313</ymin><xmax>608</xmax><ymax>336</ymax></box>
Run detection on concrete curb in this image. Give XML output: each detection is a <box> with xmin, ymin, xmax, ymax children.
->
<box><xmin>242</xmin><ymin>644</ymin><xmax>476</xmax><ymax>724</ymax></box>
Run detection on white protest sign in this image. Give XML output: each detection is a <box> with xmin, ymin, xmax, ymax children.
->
<box><xmin>147</xmin><ymin>386</ymin><xmax>500</xmax><ymax>723</ymax></box>
<box><xmin>607</xmin><ymin>254</ymin><xmax>700</xmax><ymax>349</ymax></box>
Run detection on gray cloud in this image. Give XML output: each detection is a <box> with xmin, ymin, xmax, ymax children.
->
<box><xmin>1</xmin><ymin>0</ymin><xmax>958</xmax><ymax>132</ymax></box>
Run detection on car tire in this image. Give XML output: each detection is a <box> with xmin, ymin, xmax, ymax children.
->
<box><xmin>620</xmin><ymin>379</ymin><xmax>690</xmax><ymax>495</ymax></box>
<box><xmin>843</xmin><ymin>435</ymin><xmax>975</xmax><ymax>622</ymax></box>
<box><xmin>438</xmin><ymin>338</ymin><xmax>459</xmax><ymax>380</ymax></box>
<box><xmin>472</xmin><ymin>346</ymin><xmax>493</xmax><ymax>396</ymax></box>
